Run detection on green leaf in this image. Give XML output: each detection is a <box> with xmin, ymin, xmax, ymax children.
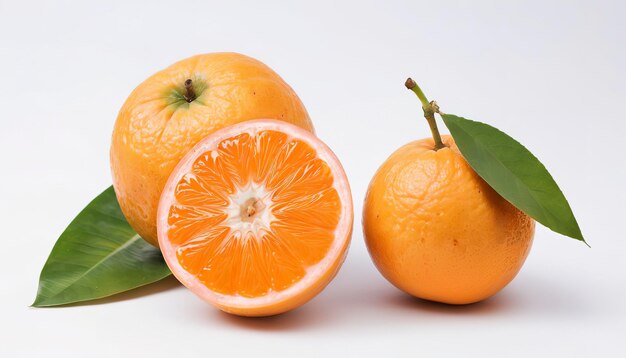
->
<box><xmin>33</xmin><ymin>186</ymin><xmax>171</xmax><ymax>307</ymax></box>
<box><xmin>441</xmin><ymin>114</ymin><xmax>585</xmax><ymax>244</ymax></box>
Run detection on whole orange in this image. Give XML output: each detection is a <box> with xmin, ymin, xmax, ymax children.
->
<box><xmin>363</xmin><ymin>135</ymin><xmax>535</xmax><ymax>304</ymax></box>
<box><xmin>111</xmin><ymin>53</ymin><xmax>314</xmax><ymax>246</ymax></box>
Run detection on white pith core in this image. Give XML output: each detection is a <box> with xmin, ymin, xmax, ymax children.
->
<box><xmin>223</xmin><ymin>182</ymin><xmax>275</xmax><ymax>239</ymax></box>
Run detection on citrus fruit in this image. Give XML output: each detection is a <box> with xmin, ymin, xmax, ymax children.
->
<box><xmin>362</xmin><ymin>79</ymin><xmax>535</xmax><ymax>305</ymax></box>
<box><xmin>111</xmin><ymin>53</ymin><xmax>314</xmax><ymax>246</ymax></box>
<box><xmin>157</xmin><ymin>119</ymin><xmax>353</xmax><ymax>316</ymax></box>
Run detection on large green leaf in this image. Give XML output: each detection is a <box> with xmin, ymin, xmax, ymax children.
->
<box><xmin>33</xmin><ymin>186</ymin><xmax>171</xmax><ymax>307</ymax></box>
<box><xmin>442</xmin><ymin>114</ymin><xmax>586</xmax><ymax>244</ymax></box>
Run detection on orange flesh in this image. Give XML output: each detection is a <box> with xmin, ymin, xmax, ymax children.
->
<box><xmin>166</xmin><ymin>130</ymin><xmax>341</xmax><ymax>298</ymax></box>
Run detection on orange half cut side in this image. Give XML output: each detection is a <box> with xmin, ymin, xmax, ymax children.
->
<box><xmin>157</xmin><ymin>119</ymin><xmax>353</xmax><ymax>316</ymax></box>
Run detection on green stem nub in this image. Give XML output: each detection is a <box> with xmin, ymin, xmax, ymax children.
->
<box><xmin>405</xmin><ymin>77</ymin><xmax>445</xmax><ymax>150</ymax></box>
<box><xmin>184</xmin><ymin>79</ymin><xmax>196</xmax><ymax>103</ymax></box>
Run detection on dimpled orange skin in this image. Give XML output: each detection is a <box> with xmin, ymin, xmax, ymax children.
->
<box><xmin>363</xmin><ymin>135</ymin><xmax>535</xmax><ymax>304</ymax></box>
<box><xmin>111</xmin><ymin>53</ymin><xmax>314</xmax><ymax>246</ymax></box>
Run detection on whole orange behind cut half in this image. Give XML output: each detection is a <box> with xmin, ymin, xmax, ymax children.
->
<box><xmin>362</xmin><ymin>79</ymin><xmax>536</xmax><ymax>305</ymax></box>
<box><xmin>111</xmin><ymin>53</ymin><xmax>314</xmax><ymax>246</ymax></box>
<box><xmin>157</xmin><ymin>120</ymin><xmax>353</xmax><ymax>316</ymax></box>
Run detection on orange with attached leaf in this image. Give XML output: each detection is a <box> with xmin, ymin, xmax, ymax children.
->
<box><xmin>362</xmin><ymin>79</ymin><xmax>535</xmax><ymax>304</ymax></box>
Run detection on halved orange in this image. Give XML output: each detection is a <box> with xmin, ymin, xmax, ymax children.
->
<box><xmin>157</xmin><ymin>119</ymin><xmax>353</xmax><ymax>316</ymax></box>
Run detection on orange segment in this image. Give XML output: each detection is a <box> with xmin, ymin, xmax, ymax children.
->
<box><xmin>157</xmin><ymin>120</ymin><xmax>353</xmax><ymax>316</ymax></box>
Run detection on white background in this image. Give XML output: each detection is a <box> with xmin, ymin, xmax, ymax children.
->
<box><xmin>1</xmin><ymin>1</ymin><xmax>625</xmax><ymax>356</ymax></box>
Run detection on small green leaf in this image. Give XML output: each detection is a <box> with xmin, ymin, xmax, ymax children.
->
<box><xmin>441</xmin><ymin>114</ymin><xmax>585</xmax><ymax>244</ymax></box>
<box><xmin>33</xmin><ymin>186</ymin><xmax>171</xmax><ymax>307</ymax></box>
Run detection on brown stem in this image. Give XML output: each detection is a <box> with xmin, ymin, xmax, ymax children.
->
<box><xmin>183</xmin><ymin>79</ymin><xmax>196</xmax><ymax>103</ymax></box>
